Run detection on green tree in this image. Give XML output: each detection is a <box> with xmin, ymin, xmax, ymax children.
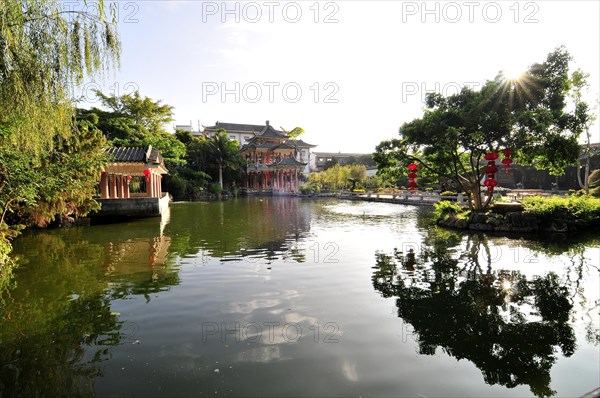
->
<box><xmin>79</xmin><ymin>92</ymin><xmax>186</xmax><ymax>166</ymax></box>
<box><xmin>570</xmin><ymin>70</ymin><xmax>598</xmax><ymax>194</ymax></box>
<box><xmin>375</xmin><ymin>47</ymin><xmax>590</xmax><ymax>211</ymax></box>
<box><xmin>94</xmin><ymin>90</ymin><xmax>174</xmax><ymax>134</ymax></box>
<box><xmin>207</xmin><ymin>129</ymin><xmax>244</xmax><ymax>190</ymax></box>
<box><xmin>1</xmin><ymin>0</ymin><xmax>120</xmax><ymax>266</ymax></box>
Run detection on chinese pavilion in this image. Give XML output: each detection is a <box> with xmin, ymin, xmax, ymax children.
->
<box><xmin>204</xmin><ymin>121</ymin><xmax>316</xmax><ymax>193</ymax></box>
<box><xmin>93</xmin><ymin>145</ymin><xmax>170</xmax><ymax>218</ymax></box>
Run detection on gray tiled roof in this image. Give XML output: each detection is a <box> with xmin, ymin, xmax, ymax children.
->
<box><xmin>204</xmin><ymin>121</ymin><xmax>288</xmax><ymax>138</ymax></box>
<box><xmin>106</xmin><ymin>146</ymin><xmax>147</xmax><ymax>162</ymax></box>
<box><xmin>273</xmin><ymin>157</ymin><xmax>306</xmax><ymax>167</ymax></box>
<box><xmin>105</xmin><ymin>146</ymin><xmax>164</xmax><ymax>166</ymax></box>
<box><xmin>289</xmin><ymin>139</ymin><xmax>316</xmax><ymax>148</ymax></box>
<box><xmin>204</xmin><ymin>122</ymin><xmax>266</xmax><ymax>134</ymax></box>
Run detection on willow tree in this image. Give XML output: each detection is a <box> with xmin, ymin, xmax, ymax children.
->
<box><xmin>375</xmin><ymin>47</ymin><xmax>589</xmax><ymax>211</ymax></box>
<box><xmin>1</xmin><ymin>0</ymin><xmax>121</xmax><ymax>267</ymax></box>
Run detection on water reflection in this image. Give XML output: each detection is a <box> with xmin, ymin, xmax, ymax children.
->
<box><xmin>372</xmin><ymin>229</ymin><xmax>598</xmax><ymax>397</ymax></box>
<box><xmin>167</xmin><ymin>197</ymin><xmax>312</xmax><ymax>263</ymax></box>
<box><xmin>1</xmin><ymin>212</ymin><xmax>176</xmax><ymax>397</ymax></box>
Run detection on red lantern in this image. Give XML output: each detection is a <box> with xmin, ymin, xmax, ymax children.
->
<box><xmin>484</xmin><ymin>152</ymin><xmax>499</xmax><ymax>161</ymax></box>
<box><xmin>484</xmin><ymin>179</ymin><xmax>498</xmax><ymax>187</ymax></box>
<box><xmin>484</xmin><ymin>165</ymin><xmax>498</xmax><ymax>174</ymax></box>
<box><xmin>408</xmin><ymin>180</ymin><xmax>417</xmax><ymax>188</ymax></box>
<box><xmin>502</xmin><ymin>157</ymin><xmax>513</xmax><ymax>173</ymax></box>
<box><xmin>143</xmin><ymin>169</ymin><xmax>151</xmax><ymax>182</ymax></box>
<box><xmin>407</xmin><ymin>163</ymin><xmax>418</xmax><ymax>171</ymax></box>
<box><xmin>407</xmin><ymin>172</ymin><xmax>417</xmax><ymax>179</ymax></box>
<box><xmin>502</xmin><ymin>148</ymin><xmax>513</xmax><ymax>158</ymax></box>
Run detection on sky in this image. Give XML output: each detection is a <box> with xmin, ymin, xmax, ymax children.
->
<box><xmin>80</xmin><ymin>0</ymin><xmax>600</xmax><ymax>153</ymax></box>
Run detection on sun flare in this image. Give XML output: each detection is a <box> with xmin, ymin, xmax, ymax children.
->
<box><xmin>501</xmin><ymin>64</ymin><xmax>525</xmax><ymax>82</ymax></box>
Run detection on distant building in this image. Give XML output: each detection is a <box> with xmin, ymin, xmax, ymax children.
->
<box><xmin>203</xmin><ymin>121</ymin><xmax>317</xmax><ymax>193</ymax></box>
<box><xmin>174</xmin><ymin>121</ymin><xmax>202</xmax><ymax>136</ymax></box>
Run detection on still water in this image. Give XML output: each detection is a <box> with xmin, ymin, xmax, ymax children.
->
<box><xmin>1</xmin><ymin>197</ymin><xmax>599</xmax><ymax>397</ymax></box>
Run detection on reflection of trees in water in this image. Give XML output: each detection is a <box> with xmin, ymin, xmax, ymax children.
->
<box><xmin>371</xmin><ymin>231</ymin><xmax>595</xmax><ymax>398</ymax></box>
<box><xmin>167</xmin><ymin>198</ymin><xmax>312</xmax><ymax>262</ymax></box>
<box><xmin>2</xmin><ymin>224</ymin><xmax>178</xmax><ymax>396</ymax></box>
<box><xmin>0</xmin><ymin>293</ymin><xmax>125</xmax><ymax>397</ymax></box>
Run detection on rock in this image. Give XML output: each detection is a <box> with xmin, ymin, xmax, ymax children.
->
<box><xmin>469</xmin><ymin>223</ymin><xmax>492</xmax><ymax>231</ymax></box>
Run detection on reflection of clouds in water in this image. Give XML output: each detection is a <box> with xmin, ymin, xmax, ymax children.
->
<box><xmin>234</xmin><ymin>346</ymin><xmax>286</xmax><ymax>363</ymax></box>
<box><xmin>254</xmin><ymin>290</ymin><xmax>299</xmax><ymax>298</ymax></box>
<box><xmin>324</xmin><ymin>202</ymin><xmax>416</xmax><ymax>218</ymax></box>
<box><xmin>224</xmin><ymin>290</ymin><xmax>300</xmax><ymax>314</ymax></box>
<box><xmin>224</xmin><ymin>299</ymin><xmax>281</xmax><ymax>314</ymax></box>
<box><xmin>341</xmin><ymin>359</ymin><xmax>358</xmax><ymax>382</ymax></box>
<box><xmin>283</xmin><ymin>312</ymin><xmax>318</xmax><ymax>325</ymax></box>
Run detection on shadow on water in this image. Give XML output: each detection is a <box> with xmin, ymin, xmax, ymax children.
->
<box><xmin>372</xmin><ymin>227</ymin><xmax>599</xmax><ymax>398</ymax></box>
<box><xmin>0</xmin><ymin>210</ymin><xmax>177</xmax><ymax>397</ymax></box>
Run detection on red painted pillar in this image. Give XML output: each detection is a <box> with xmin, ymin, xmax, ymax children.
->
<box><xmin>124</xmin><ymin>176</ymin><xmax>130</xmax><ymax>198</ymax></box>
<box><xmin>146</xmin><ymin>171</ymin><xmax>153</xmax><ymax>197</ymax></box>
<box><xmin>110</xmin><ymin>174</ymin><xmax>118</xmax><ymax>199</ymax></box>
<box><xmin>118</xmin><ymin>175</ymin><xmax>124</xmax><ymax>198</ymax></box>
<box><xmin>295</xmin><ymin>169</ymin><xmax>299</xmax><ymax>192</ymax></box>
<box><xmin>100</xmin><ymin>172</ymin><xmax>109</xmax><ymax>199</ymax></box>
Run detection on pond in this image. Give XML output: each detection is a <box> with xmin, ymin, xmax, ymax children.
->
<box><xmin>1</xmin><ymin>197</ymin><xmax>598</xmax><ymax>397</ymax></box>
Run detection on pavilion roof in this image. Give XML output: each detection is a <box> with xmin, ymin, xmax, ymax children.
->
<box><xmin>288</xmin><ymin>139</ymin><xmax>316</xmax><ymax>148</ymax></box>
<box><xmin>272</xmin><ymin>156</ymin><xmax>307</xmax><ymax>168</ymax></box>
<box><xmin>105</xmin><ymin>145</ymin><xmax>168</xmax><ymax>174</ymax></box>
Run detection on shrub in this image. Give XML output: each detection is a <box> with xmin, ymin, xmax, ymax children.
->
<box><xmin>440</xmin><ymin>191</ymin><xmax>458</xmax><ymax>196</ymax></box>
<box><xmin>210</xmin><ymin>182</ymin><xmax>223</xmax><ymax>196</ymax></box>
<box><xmin>522</xmin><ymin>195</ymin><xmax>600</xmax><ymax>224</ymax></box>
<box><xmin>433</xmin><ymin>201</ymin><xmax>463</xmax><ymax>222</ymax></box>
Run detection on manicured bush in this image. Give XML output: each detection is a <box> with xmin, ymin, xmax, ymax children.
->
<box><xmin>433</xmin><ymin>201</ymin><xmax>464</xmax><ymax>223</ymax></box>
<box><xmin>521</xmin><ymin>195</ymin><xmax>600</xmax><ymax>224</ymax></box>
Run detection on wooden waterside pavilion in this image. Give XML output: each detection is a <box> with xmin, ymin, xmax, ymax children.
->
<box><xmin>91</xmin><ymin>145</ymin><xmax>170</xmax><ymax>218</ymax></box>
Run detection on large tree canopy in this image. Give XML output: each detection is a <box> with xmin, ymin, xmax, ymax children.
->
<box><xmin>1</xmin><ymin>0</ymin><xmax>120</xmax><ymax>274</ymax></box>
<box><xmin>374</xmin><ymin>47</ymin><xmax>590</xmax><ymax>210</ymax></box>
<box><xmin>1</xmin><ymin>0</ymin><xmax>120</xmax><ymax>150</ymax></box>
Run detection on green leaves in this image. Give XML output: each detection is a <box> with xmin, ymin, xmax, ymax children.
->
<box><xmin>376</xmin><ymin>47</ymin><xmax>592</xmax><ymax>209</ymax></box>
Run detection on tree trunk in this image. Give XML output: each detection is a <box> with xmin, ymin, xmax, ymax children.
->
<box><xmin>218</xmin><ymin>165</ymin><xmax>223</xmax><ymax>190</ymax></box>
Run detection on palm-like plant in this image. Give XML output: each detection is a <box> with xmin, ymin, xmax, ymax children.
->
<box><xmin>207</xmin><ymin>129</ymin><xmax>240</xmax><ymax>189</ymax></box>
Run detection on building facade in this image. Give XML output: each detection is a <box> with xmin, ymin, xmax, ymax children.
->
<box><xmin>203</xmin><ymin>121</ymin><xmax>316</xmax><ymax>193</ymax></box>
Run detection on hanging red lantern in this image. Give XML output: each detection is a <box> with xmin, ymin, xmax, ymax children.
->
<box><xmin>484</xmin><ymin>152</ymin><xmax>499</xmax><ymax>161</ymax></box>
<box><xmin>143</xmin><ymin>169</ymin><xmax>151</xmax><ymax>182</ymax></box>
<box><xmin>484</xmin><ymin>179</ymin><xmax>498</xmax><ymax>187</ymax></box>
<box><xmin>501</xmin><ymin>149</ymin><xmax>513</xmax><ymax>173</ymax></box>
<box><xmin>408</xmin><ymin>180</ymin><xmax>417</xmax><ymax>188</ymax></box>
<box><xmin>407</xmin><ymin>172</ymin><xmax>417</xmax><ymax>179</ymax></box>
<box><xmin>407</xmin><ymin>163</ymin><xmax>418</xmax><ymax>171</ymax></box>
<box><xmin>484</xmin><ymin>164</ymin><xmax>498</xmax><ymax>174</ymax></box>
